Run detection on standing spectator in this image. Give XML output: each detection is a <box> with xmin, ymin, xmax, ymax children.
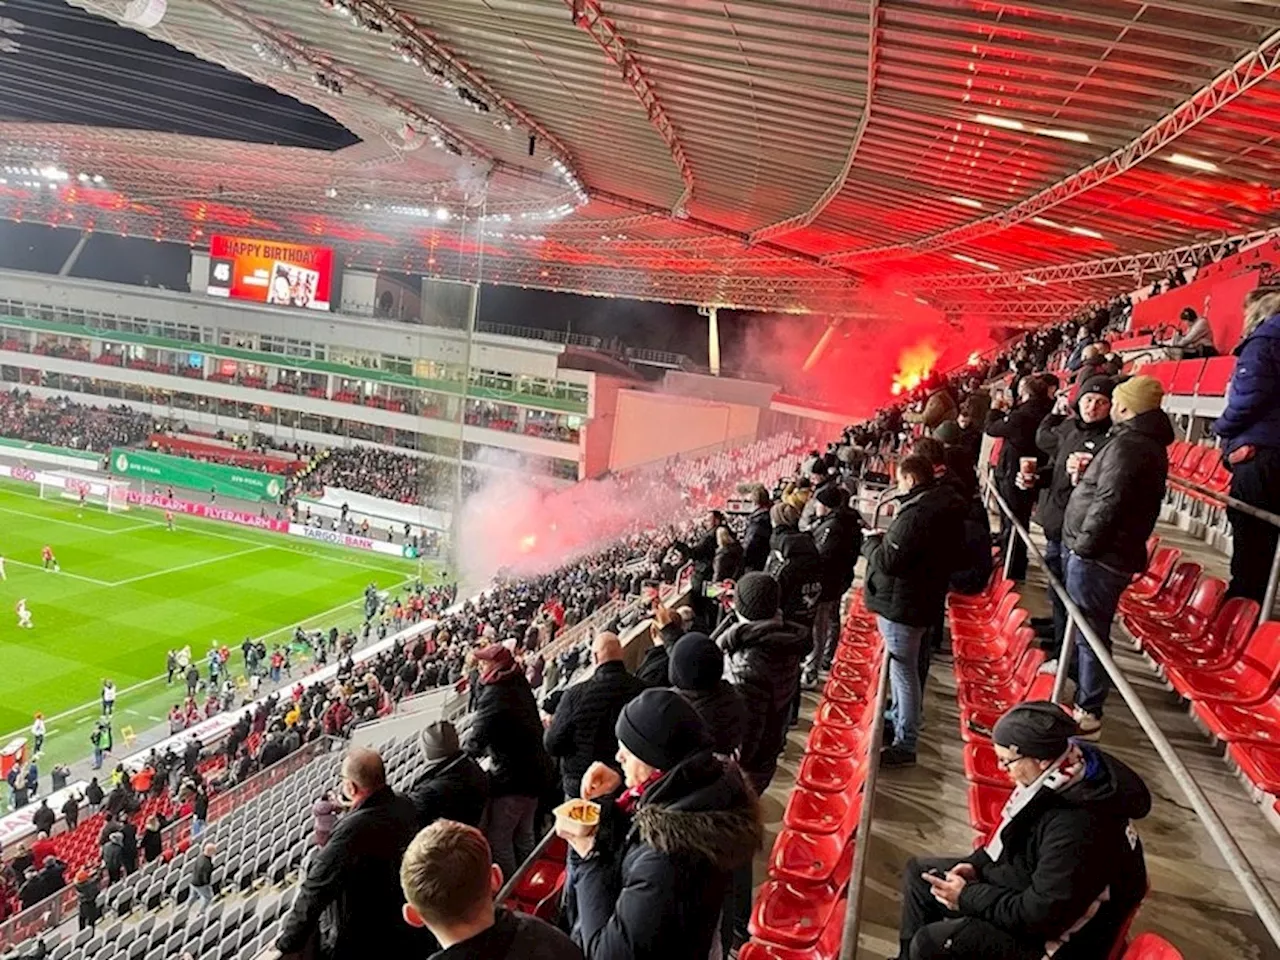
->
<box><xmin>84</xmin><ymin>777</ymin><xmax>103</xmax><ymax>811</ymax></box>
<box><xmin>101</xmin><ymin>832</ymin><xmax>125</xmax><ymax>883</ymax></box>
<box><xmin>185</xmin><ymin>663</ymin><xmax>200</xmax><ymax>698</ymax></box>
<box><xmin>1212</xmin><ymin>288</ymin><xmax>1280</xmax><ymax>604</ymax></box>
<box><xmin>1033</xmin><ymin>377</ymin><xmax>1113</xmax><ymax>666</ymax></box>
<box><xmin>711</xmin><ymin>527</ymin><xmax>745</xmax><ymax>585</ymax></box>
<box><xmin>141</xmin><ymin>816</ymin><xmax>163</xmax><ymax>864</ymax></box>
<box><xmin>712</xmin><ymin>571</ymin><xmax>811</xmax><ymax>950</ymax></box>
<box><xmin>311</xmin><ymin>791</ymin><xmax>341</xmax><ymax>847</ymax></box>
<box><xmin>802</xmin><ymin>485</ymin><xmax>862</xmax><ymax>686</ymax></box>
<box><xmin>712</xmin><ymin>572</ymin><xmax>811</xmax><ymax>794</ymax></box>
<box><xmin>166</xmin><ymin>649</ymin><xmax>178</xmax><ymax>685</ymax></box>
<box><xmin>862</xmin><ymin>455</ymin><xmax>965</xmax><ymax>768</ymax></box>
<box><xmin>669</xmin><ymin>633</ymin><xmax>746</xmax><ymax>759</ymax></box>
<box><xmin>765</xmin><ymin>502</ymin><xmax>824</xmax><ymax>628</ymax></box>
<box><xmin>1063</xmin><ymin>375</ymin><xmax>1172</xmax><ymax>736</ymax></box>
<box><xmin>635</xmin><ymin>608</ymin><xmax>678</xmax><ymax>687</ymax></box>
<box><xmin>75</xmin><ymin>865</ymin><xmax>100</xmax><ymax>931</ymax></box>
<box><xmin>399</xmin><ymin>821</ymin><xmax>581</xmax><ymax>960</ymax></box>
<box><xmin>62</xmin><ymin>791</ymin><xmax>81</xmax><ymax>830</ymax></box>
<box><xmin>101</xmin><ymin>679</ymin><xmax>116</xmax><ymax>717</ymax></box>
<box><xmin>31</xmin><ymin>801</ymin><xmax>54</xmax><ymax>837</ymax></box>
<box><xmin>464</xmin><ymin>645</ymin><xmax>551</xmax><ymax>883</ymax></box>
<box><xmin>985</xmin><ymin>375</ymin><xmax>1054</xmax><ymax>580</ymax></box>
<box><xmin>89</xmin><ymin>724</ymin><xmax>105</xmax><ymax>771</ymax></box>
<box><xmin>544</xmin><ymin>633</ymin><xmax>646</xmax><ymax>800</ymax></box>
<box><xmin>190</xmin><ymin>842</ymin><xmax>216</xmax><ymax>911</ymax></box>
<box><xmin>406</xmin><ymin>721</ymin><xmax>488</xmax><ymax>830</ymax></box>
<box><xmin>31</xmin><ymin>713</ymin><xmax>44</xmax><ymax>753</ymax></box>
<box><xmin>741</xmin><ymin>485</ymin><xmax>773</xmax><ymax>573</ymax></box>
<box><xmin>277</xmin><ymin>748</ymin><xmax>427</xmax><ymax>960</ymax></box>
<box><xmin>564</xmin><ymin>689</ymin><xmax>762</xmax><ymax>960</ymax></box>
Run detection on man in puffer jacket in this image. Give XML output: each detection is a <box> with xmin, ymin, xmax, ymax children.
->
<box><xmin>896</xmin><ymin>702</ymin><xmax>1149</xmax><ymax>960</ymax></box>
<box><xmin>1032</xmin><ymin>376</ymin><xmax>1113</xmax><ymax>665</ymax></box>
<box><xmin>564</xmin><ymin>689</ymin><xmax>763</xmax><ymax>960</ymax></box>
<box><xmin>1212</xmin><ymin>289</ymin><xmax>1280</xmax><ymax>603</ymax></box>
<box><xmin>863</xmin><ymin>455</ymin><xmax>965</xmax><ymax>767</ymax></box>
<box><xmin>711</xmin><ymin>572</ymin><xmax>812</xmax><ymax>795</ymax></box>
<box><xmin>1063</xmin><ymin>375</ymin><xmax>1172</xmax><ymax>737</ymax></box>
<box><xmin>764</xmin><ymin>503</ymin><xmax>823</xmax><ymax>628</ymax></box>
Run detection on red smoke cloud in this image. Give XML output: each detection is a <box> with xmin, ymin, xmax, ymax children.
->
<box><xmin>725</xmin><ymin>280</ymin><xmax>997</xmax><ymax>418</ymax></box>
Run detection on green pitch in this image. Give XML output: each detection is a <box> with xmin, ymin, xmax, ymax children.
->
<box><xmin>0</xmin><ymin>479</ymin><xmax>429</xmax><ymax>779</ymax></box>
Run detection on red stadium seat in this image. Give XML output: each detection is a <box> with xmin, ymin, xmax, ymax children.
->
<box><xmin>797</xmin><ymin>753</ymin><xmax>867</xmax><ymax>794</ymax></box>
<box><xmin>962</xmin><ymin>742</ymin><xmax>1010</xmax><ymax>787</ymax></box>
<box><xmin>1139</xmin><ymin>597</ymin><xmax>1258</xmax><ymax>673</ymax></box>
<box><xmin>814</xmin><ymin>698</ymin><xmax>872</xmax><ymax>730</ymax></box>
<box><xmin>1120</xmin><ymin>547</ymin><xmax>1181</xmax><ymax>610</ymax></box>
<box><xmin>1168</xmin><ymin>359</ymin><xmax>1206</xmax><ymax>396</ymax></box>
<box><xmin>769</xmin><ymin>829</ymin><xmax>854</xmax><ymax>888</ymax></box>
<box><xmin>805</xmin><ymin>722</ymin><xmax>867</xmax><ymax>760</ymax></box>
<box><xmin>1126</xmin><ymin>577</ymin><xmax>1227</xmax><ymax>647</ymax></box>
<box><xmin>1196</xmin><ymin>356</ymin><xmax>1236</xmax><ymax>397</ymax></box>
<box><xmin>1226</xmin><ymin>742</ymin><xmax>1280</xmax><ymax>794</ymax></box>
<box><xmin>950</xmin><ymin>592</ymin><xmax>1021</xmax><ymax>639</ymax></box>
<box><xmin>968</xmin><ymin>783</ymin><xmax>1012</xmax><ymax>834</ymax></box>
<box><xmin>739</xmin><ymin>897</ymin><xmax>846</xmax><ymax>960</ymax></box>
<box><xmin>750</xmin><ymin>881</ymin><xmax>845</xmax><ymax>951</ymax></box>
<box><xmin>1192</xmin><ymin>690</ymin><xmax>1280</xmax><ymax>745</ymax></box>
<box><xmin>1164</xmin><ymin>622</ymin><xmax>1280</xmax><ymax>706</ymax></box>
<box><xmin>1121</xmin><ymin>933</ymin><xmax>1185</xmax><ymax>960</ymax></box>
<box><xmin>1119</xmin><ymin>562</ymin><xmax>1202</xmax><ymax>623</ymax></box>
<box><xmin>954</xmin><ymin>628</ymin><xmax>1040</xmax><ymax>686</ymax></box>
<box><xmin>952</xmin><ymin>607</ymin><xmax>1029</xmax><ymax>662</ymax></box>
<box><xmin>784</xmin><ymin>786</ymin><xmax>863</xmax><ymax>836</ymax></box>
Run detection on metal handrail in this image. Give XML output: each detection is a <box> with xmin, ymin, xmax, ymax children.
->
<box><xmin>987</xmin><ymin>482</ymin><xmax>1280</xmax><ymax>948</ymax></box>
<box><xmin>840</xmin><ymin>651</ymin><xmax>891</xmax><ymax>960</ymax></box>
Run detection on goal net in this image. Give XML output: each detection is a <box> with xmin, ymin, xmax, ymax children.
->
<box><xmin>39</xmin><ymin>471</ymin><xmax>132</xmax><ymax>513</ymax></box>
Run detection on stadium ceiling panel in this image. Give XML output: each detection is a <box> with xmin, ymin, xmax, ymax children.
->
<box><xmin>2</xmin><ymin>0</ymin><xmax>1280</xmax><ymax>316</ymax></box>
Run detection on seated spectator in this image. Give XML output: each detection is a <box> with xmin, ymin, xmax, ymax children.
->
<box><xmin>406</xmin><ymin>721</ymin><xmax>488</xmax><ymax>830</ymax></box>
<box><xmin>1166</xmin><ymin>306</ymin><xmax>1218</xmax><ymax>359</ymax></box>
<box><xmin>399</xmin><ymin>820</ymin><xmax>581</xmax><ymax>959</ymax></box>
<box><xmin>563</xmin><ymin>689</ymin><xmax>762</xmax><ymax>960</ymax></box>
<box><xmin>895</xmin><ymin>702</ymin><xmax>1149</xmax><ymax>960</ymax></box>
<box><xmin>277</xmin><ymin>747</ymin><xmax>428</xmax><ymax>960</ymax></box>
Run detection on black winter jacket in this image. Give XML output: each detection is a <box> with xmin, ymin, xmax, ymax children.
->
<box><xmin>191</xmin><ymin>853</ymin><xmax>213</xmax><ymax>888</ymax></box>
<box><xmin>428</xmin><ymin>908</ymin><xmax>581</xmax><ymax>960</ymax></box>
<box><xmin>405</xmin><ymin>752</ymin><xmax>489</xmax><ymax>829</ymax></box>
<box><xmin>1063</xmin><ymin>409</ymin><xmax>1173</xmax><ymax>575</ymax></box>
<box><xmin>544</xmin><ymin>661</ymin><xmax>647</xmax><ymax>797</ymax></box>
<box><xmin>959</xmin><ymin>746</ymin><xmax>1150</xmax><ymax>960</ymax></box>
<box><xmin>987</xmin><ymin>396</ymin><xmax>1054</xmax><ymax>495</ymax></box>
<box><xmin>712</xmin><ymin>541</ymin><xmax>745</xmax><ymax>583</ymax></box>
<box><xmin>765</xmin><ymin>524</ymin><xmax>823</xmax><ymax>626</ymax></box>
<box><xmin>634</xmin><ymin>644</ymin><xmax>671</xmax><ymax>688</ymax></box>
<box><xmin>741</xmin><ymin>508</ymin><xmax>772</xmax><ymax>572</ymax></box>
<box><xmin>811</xmin><ymin>509</ymin><xmax>862</xmax><ymax>602</ymax></box>
<box><xmin>464</xmin><ymin>671</ymin><xmax>552</xmax><ymax>798</ymax></box>
<box><xmin>862</xmin><ymin>479</ymin><xmax>965</xmax><ymax>627</ymax></box>
<box><xmin>950</xmin><ymin>493</ymin><xmax>994</xmax><ymax>596</ymax></box>
<box><xmin>713</xmin><ymin>616</ymin><xmax>812</xmax><ymax>794</ymax></box>
<box><xmin>1034</xmin><ymin>411</ymin><xmax>1112</xmax><ymax>542</ymax></box>
<box><xmin>277</xmin><ymin>787</ymin><xmax>431</xmax><ymax>960</ymax></box>
<box><xmin>576</xmin><ymin>752</ymin><xmax>762</xmax><ymax>960</ymax></box>
<box><xmin>677</xmin><ymin>681</ymin><xmax>747</xmax><ymax>759</ymax></box>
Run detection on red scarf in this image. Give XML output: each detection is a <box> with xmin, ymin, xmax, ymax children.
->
<box><xmin>618</xmin><ymin>769</ymin><xmax>664</xmax><ymax>814</ymax></box>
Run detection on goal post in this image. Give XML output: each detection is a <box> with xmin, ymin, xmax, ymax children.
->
<box><xmin>38</xmin><ymin>470</ymin><xmax>132</xmax><ymax>513</ymax></box>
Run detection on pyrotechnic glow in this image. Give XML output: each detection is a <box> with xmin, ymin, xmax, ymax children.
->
<box><xmin>518</xmin><ymin>533</ymin><xmax>537</xmax><ymax>553</ymax></box>
<box><xmin>891</xmin><ymin>341</ymin><xmax>940</xmax><ymax>396</ymax></box>
<box><xmin>968</xmin><ymin>350</ymin><xmax>982</xmax><ymax>367</ymax></box>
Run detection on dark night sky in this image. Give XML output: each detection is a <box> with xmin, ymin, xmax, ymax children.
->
<box><xmin>0</xmin><ymin>0</ymin><xmax>790</xmax><ymax>376</ymax></box>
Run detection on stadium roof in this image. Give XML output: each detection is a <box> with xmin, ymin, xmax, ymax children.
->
<box><xmin>3</xmin><ymin>0</ymin><xmax>1280</xmax><ymax>317</ymax></box>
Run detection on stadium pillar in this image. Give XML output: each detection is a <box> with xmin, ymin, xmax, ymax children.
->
<box><xmin>58</xmin><ymin>231</ymin><xmax>91</xmax><ymax>277</ymax></box>
<box><xmin>700</xmin><ymin>305</ymin><xmax>720</xmax><ymax>376</ymax></box>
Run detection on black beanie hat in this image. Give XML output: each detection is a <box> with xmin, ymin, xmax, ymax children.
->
<box><xmin>615</xmin><ymin>688</ymin><xmax>709</xmax><ymax>771</ymax></box>
<box><xmin>669</xmin><ymin>633</ymin><xmax>722</xmax><ymax>691</ymax></box>
<box><xmin>815</xmin><ymin>485</ymin><xmax>845</xmax><ymax>510</ymax></box>
<box><xmin>992</xmin><ymin>701</ymin><xmax>1079</xmax><ymax>760</ymax></box>
<box><xmin>734</xmin><ymin>572</ymin><xmax>780</xmax><ymax>621</ymax></box>
<box><xmin>1078</xmin><ymin>375</ymin><xmax>1114</xmax><ymax>400</ymax></box>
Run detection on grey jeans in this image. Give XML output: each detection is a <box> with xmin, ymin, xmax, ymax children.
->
<box><xmin>802</xmin><ymin>600</ymin><xmax>840</xmax><ymax>684</ymax></box>
<box><xmin>483</xmin><ymin>794</ymin><xmax>539</xmax><ymax>882</ymax></box>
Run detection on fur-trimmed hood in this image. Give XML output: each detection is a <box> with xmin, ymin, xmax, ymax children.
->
<box><xmin>631</xmin><ymin>750</ymin><xmax>762</xmax><ymax>872</ymax></box>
